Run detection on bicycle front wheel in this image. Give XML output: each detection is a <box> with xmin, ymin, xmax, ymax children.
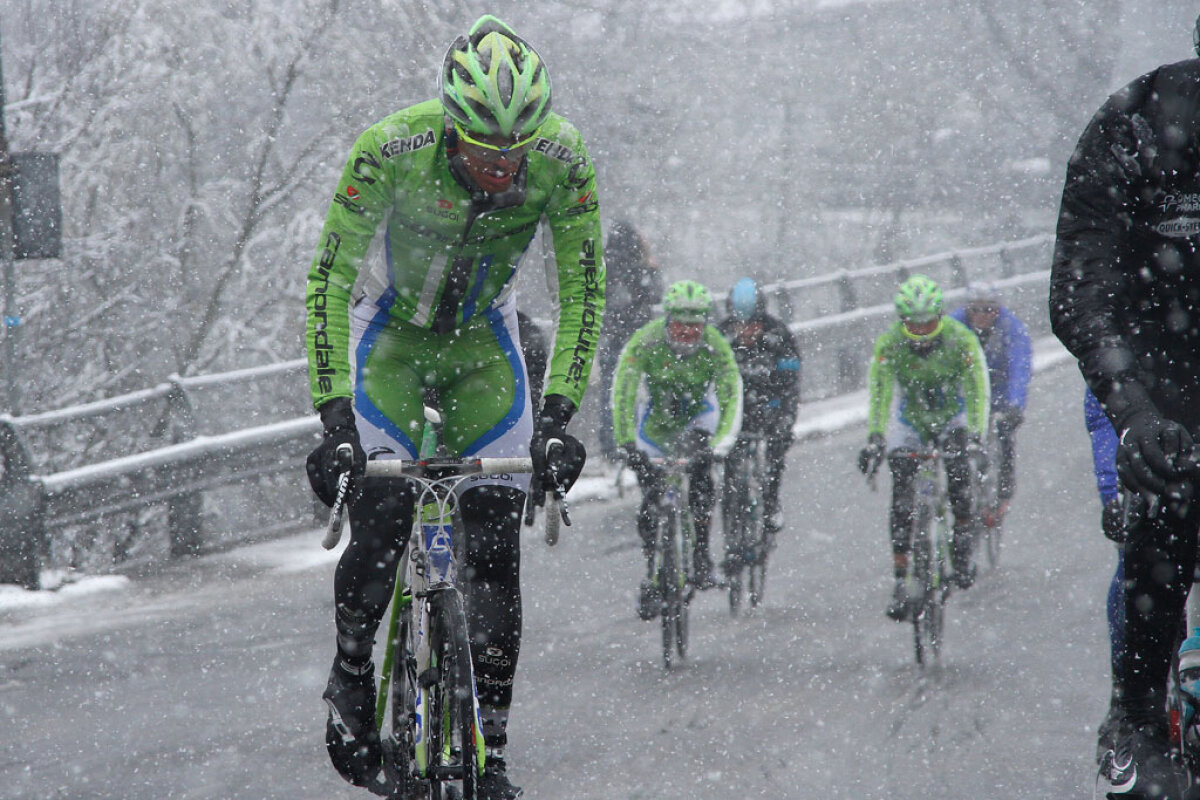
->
<box><xmin>383</xmin><ymin>597</ymin><xmax>423</xmax><ymax>796</ymax></box>
<box><xmin>910</xmin><ymin>508</ymin><xmax>943</xmax><ymax>667</ymax></box>
<box><xmin>984</xmin><ymin>525</ymin><xmax>1001</xmax><ymax>568</ymax></box>
<box><xmin>748</xmin><ymin>552</ymin><xmax>767</xmax><ymax>609</ymax></box>
<box><xmin>724</xmin><ymin>481</ymin><xmax>748</xmax><ymax>616</ymax></box>
<box><xmin>426</xmin><ymin>590</ymin><xmax>483</xmax><ymax>800</ymax></box>
<box><xmin>979</xmin><ymin>436</ymin><xmax>1003</xmax><ymax>569</ymax></box>
<box><xmin>915</xmin><ymin>581</ymin><xmax>943</xmax><ymax>666</ymax></box>
<box><xmin>659</xmin><ymin>507</ymin><xmax>688</xmax><ymax>669</ymax></box>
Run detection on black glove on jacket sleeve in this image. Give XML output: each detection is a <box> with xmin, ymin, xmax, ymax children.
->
<box><xmin>306</xmin><ymin>397</ymin><xmax>367</xmax><ymax>507</ymax></box>
<box><xmin>1114</xmin><ymin>406</ymin><xmax>1193</xmax><ymax>497</ymax></box>
<box><xmin>531</xmin><ymin>394</ymin><xmax>586</xmax><ymax>499</ymax></box>
<box><xmin>857</xmin><ymin>433</ymin><xmax>885</xmax><ymax>475</ymax></box>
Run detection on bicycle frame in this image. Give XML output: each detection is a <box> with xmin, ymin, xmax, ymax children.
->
<box><xmin>977</xmin><ymin>420</ymin><xmax>1002</xmax><ymax>510</ymax></box>
<box><xmin>365</xmin><ymin>453</ymin><xmax>535</xmax><ymax>797</ymax></box>
<box><xmin>975</xmin><ymin>418</ymin><xmax>1005</xmax><ymax>567</ymax></box>
<box><xmin>652</xmin><ymin>456</ymin><xmax>696</xmax><ymax>588</ymax></box>
<box><xmin>906</xmin><ymin>446</ymin><xmax>952</xmax><ymax>667</ymax></box>
<box><xmin>722</xmin><ymin>432</ymin><xmax>769</xmax><ymax>613</ymax></box>
<box><xmin>649</xmin><ymin>456</ymin><xmax>696</xmax><ymax>669</ymax></box>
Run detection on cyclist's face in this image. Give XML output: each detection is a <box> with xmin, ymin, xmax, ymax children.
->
<box><xmin>454</xmin><ymin>125</ymin><xmax>534</xmax><ymax>194</ymax></box>
<box><xmin>731</xmin><ymin>320</ymin><xmax>764</xmax><ymax>348</ymax></box>
<box><xmin>667</xmin><ymin>320</ymin><xmax>704</xmax><ymax>356</ymax></box>
<box><xmin>966</xmin><ymin>303</ymin><xmax>999</xmax><ymax>333</ymax></box>
<box><xmin>902</xmin><ymin>315</ymin><xmax>942</xmax><ymax>355</ymax></box>
<box><xmin>667</xmin><ymin>320</ymin><xmax>704</xmax><ymax>346</ymax></box>
<box><xmin>903</xmin><ymin>317</ymin><xmax>939</xmax><ymax>337</ymax></box>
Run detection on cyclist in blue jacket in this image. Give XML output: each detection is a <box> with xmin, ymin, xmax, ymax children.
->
<box><xmin>950</xmin><ymin>283</ymin><xmax>1031</xmax><ymax>525</ymax></box>
<box><xmin>1086</xmin><ymin>386</ymin><xmax>1129</xmax><ymax>761</ymax></box>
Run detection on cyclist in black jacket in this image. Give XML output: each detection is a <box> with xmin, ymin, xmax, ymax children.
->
<box><xmin>1049</xmin><ymin>50</ymin><xmax>1200</xmax><ymax>800</ymax></box>
<box><xmin>717</xmin><ymin>278</ymin><xmax>801</xmax><ymax>547</ymax></box>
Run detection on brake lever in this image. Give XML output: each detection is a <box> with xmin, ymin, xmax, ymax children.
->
<box><xmin>523</xmin><ymin>470</ymin><xmax>542</xmax><ymax>527</ymax></box>
<box><xmin>321</xmin><ymin>443</ymin><xmax>354</xmax><ymax>550</ymax></box>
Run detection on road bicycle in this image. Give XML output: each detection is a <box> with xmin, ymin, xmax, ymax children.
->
<box><xmin>906</xmin><ymin>446</ymin><xmax>955</xmax><ymax>666</ymax></box>
<box><xmin>870</xmin><ymin>444</ymin><xmax>954</xmax><ymax>667</ymax></box>
<box><xmin>721</xmin><ymin>432</ymin><xmax>771</xmax><ymax>615</ymax></box>
<box><xmin>322</xmin><ymin>407</ymin><xmax>563</xmax><ymax>799</ymax></box>
<box><xmin>975</xmin><ymin>420</ymin><xmax>1006</xmax><ymax>568</ymax></box>
<box><xmin>645</xmin><ymin>455</ymin><xmax>697</xmax><ymax>670</ymax></box>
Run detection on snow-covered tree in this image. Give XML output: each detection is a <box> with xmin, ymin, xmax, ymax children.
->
<box><xmin>1</xmin><ymin>0</ymin><xmax>466</xmax><ymax>410</ymax></box>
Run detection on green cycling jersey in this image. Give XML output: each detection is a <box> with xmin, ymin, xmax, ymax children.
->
<box><xmin>305</xmin><ymin>99</ymin><xmax>604</xmax><ymax>411</ymax></box>
<box><xmin>611</xmin><ymin>318</ymin><xmax>743</xmax><ymax>456</ymax></box>
<box><xmin>867</xmin><ymin>317</ymin><xmax>990</xmax><ymax>439</ymax></box>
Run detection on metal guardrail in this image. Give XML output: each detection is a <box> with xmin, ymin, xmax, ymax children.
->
<box><xmin>0</xmin><ymin>364</ymin><xmax>315</xmax><ymax>587</ymax></box>
<box><xmin>0</xmin><ymin>234</ymin><xmax>1054</xmax><ymax>589</ymax></box>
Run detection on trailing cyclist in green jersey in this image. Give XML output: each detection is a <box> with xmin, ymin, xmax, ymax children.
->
<box><xmin>858</xmin><ymin>274</ymin><xmax>989</xmax><ymax>622</ymax></box>
<box><xmin>612</xmin><ymin>280</ymin><xmax>742</xmax><ymax>609</ymax></box>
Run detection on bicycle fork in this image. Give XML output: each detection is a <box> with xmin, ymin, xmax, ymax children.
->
<box><xmin>657</xmin><ymin>488</ymin><xmax>690</xmax><ymax>594</ymax></box>
<box><xmin>410</xmin><ymin>506</ymin><xmax>486</xmax><ymax>778</ymax></box>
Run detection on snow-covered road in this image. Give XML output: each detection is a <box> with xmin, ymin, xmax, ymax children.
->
<box><xmin>0</xmin><ymin>349</ymin><xmax>1115</xmax><ymax>799</ymax></box>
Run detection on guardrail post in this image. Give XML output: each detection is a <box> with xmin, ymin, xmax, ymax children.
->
<box><xmin>163</xmin><ymin>377</ymin><xmax>203</xmax><ymax>557</ymax></box>
<box><xmin>0</xmin><ymin>417</ymin><xmax>44</xmax><ymax>588</ymax></box>
<box><xmin>834</xmin><ymin>272</ymin><xmax>860</xmax><ymax>392</ymax></box>
<box><xmin>836</xmin><ymin>271</ymin><xmax>857</xmax><ymax>312</ymax></box>
<box><xmin>837</xmin><ymin>348</ymin><xmax>862</xmax><ymax>396</ymax></box>
<box><xmin>950</xmin><ymin>254</ymin><xmax>967</xmax><ymax>287</ymax></box>
<box><xmin>998</xmin><ymin>247</ymin><xmax>1014</xmax><ymax>278</ymax></box>
<box><xmin>772</xmin><ymin>285</ymin><xmax>795</xmax><ymax>324</ymax></box>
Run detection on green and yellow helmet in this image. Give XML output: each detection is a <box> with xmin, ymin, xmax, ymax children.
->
<box><xmin>440</xmin><ymin>15</ymin><xmax>552</xmax><ymax>140</ymax></box>
<box><xmin>663</xmin><ymin>280</ymin><xmax>713</xmax><ymax>323</ymax></box>
<box><xmin>894</xmin><ymin>274</ymin><xmax>943</xmax><ymax>322</ymax></box>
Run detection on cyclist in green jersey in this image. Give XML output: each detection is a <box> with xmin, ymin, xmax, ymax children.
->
<box><xmin>303</xmin><ymin>16</ymin><xmax>604</xmax><ymax>798</ymax></box>
<box><xmin>612</xmin><ymin>280</ymin><xmax>743</xmax><ymax>617</ymax></box>
<box><xmin>856</xmin><ymin>274</ymin><xmax>990</xmax><ymax>621</ymax></box>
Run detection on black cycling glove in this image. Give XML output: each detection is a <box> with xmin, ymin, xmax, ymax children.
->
<box><xmin>1116</xmin><ymin>408</ymin><xmax>1192</xmax><ymax>497</ymax></box>
<box><xmin>306</xmin><ymin>397</ymin><xmax>367</xmax><ymax>507</ymax></box>
<box><xmin>622</xmin><ymin>443</ymin><xmax>652</xmax><ymax>478</ymax></box>
<box><xmin>994</xmin><ymin>406</ymin><xmax>1024</xmax><ymax>436</ymax></box>
<box><xmin>531</xmin><ymin>394</ymin><xmax>586</xmax><ymax>501</ymax></box>
<box><xmin>966</xmin><ymin>433</ymin><xmax>989</xmax><ymax>474</ymax></box>
<box><xmin>857</xmin><ymin>433</ymin><xmax>885</xmax><ymax>475</ymax></box>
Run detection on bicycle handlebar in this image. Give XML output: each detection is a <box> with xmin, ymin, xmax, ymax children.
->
<box><xmin>647</xmin><ymin>456</ymin><xmax>693</xmax><ymax>467</ymax></box>
<box><xmin>365</xmin><ymin>456</ymin><xmax>535</xmax><ymax>478</ymax></box>
<box><xmin>322</xmin><ymin>455</ymin><xmax>570</xmax><ymax>551</ymax></box>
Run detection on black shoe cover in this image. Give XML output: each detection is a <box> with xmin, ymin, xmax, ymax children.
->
<box><xmin>478</xmin><ymin>756</ymin><xmax>524</xmax><ymax>799</ymax></box>
<box><xmin>323</xmin><ymin>657</ymin><xmax>382</xmax><ymax>787</ymax></box>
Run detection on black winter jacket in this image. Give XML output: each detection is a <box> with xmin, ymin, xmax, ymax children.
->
<box><xmin>1050</xmin><ymin>59</ymin><xmax>1200</xmax><ymax>429</ymax></box>
<box><xmin>717</xmin><ymin>313</ymin><xmax>801</xmax><ymax>432</ymax></box>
